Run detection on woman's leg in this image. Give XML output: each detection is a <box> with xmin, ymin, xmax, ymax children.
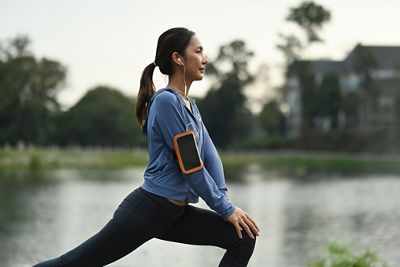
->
<box><xmin>156</xmin><ymin>205</ymin><xmax>256</xmax><ymax>267</ymax></box>
<box><xmin>33</xmin><ymin>187</ymin><xmax>184</xmax><ymax>267</ymax></box>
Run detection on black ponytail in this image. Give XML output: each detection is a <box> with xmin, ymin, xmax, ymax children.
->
<box><xmin>136</xmin><ymin>63</ymin><xmax>156</xmax><ymax>127</ymax></box>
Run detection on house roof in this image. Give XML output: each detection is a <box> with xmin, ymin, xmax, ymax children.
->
<box><xmin>345</xmin><ymin>45</ymin><xmax>400</xmax><ymax>71</ymax></box>
<box><xmin>292</xmin><ymin>45</ymin><xmax>400</xmax><ymax>77</ymax></box>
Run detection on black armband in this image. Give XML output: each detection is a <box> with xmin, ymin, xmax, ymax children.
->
<box><xmin>173</xmin><ymin>130</ymin><xmax>204</xmax><ymax>174</ymax></box>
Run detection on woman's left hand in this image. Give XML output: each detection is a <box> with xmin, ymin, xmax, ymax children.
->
<box><xmin>225</xmin><ymin>207</ymin><xmax>260</xmax><ymax>239</ymax></box>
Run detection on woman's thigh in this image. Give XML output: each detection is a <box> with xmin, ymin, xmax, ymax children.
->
<box><xmin>156</xmin><ymin>205</ymin><xmax>246</xmax><ymax>249</ymax></box>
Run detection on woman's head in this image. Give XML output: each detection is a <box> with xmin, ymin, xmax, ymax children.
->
<box><xmin>136</xmin><ymin>27</ymin><xmax>198</xmax><ymax>127</ymax></box>
<box><xmin>155</xmin><ymin>27</ymin><xmax>195</xmax><ymax>76</ymax></box>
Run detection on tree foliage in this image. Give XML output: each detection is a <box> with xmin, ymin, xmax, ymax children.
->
<box><xmin>351</xmin><ymin>44</ymin><xmax>380</xmax><ymax>104</ymax></box>
<box><xmin>199</xmin><ymin>40</ymin><xmax>254</xmax><ymax>149</ymax></box>
<box><xmin>287</xmin><ymin>1</ymin><xmax>331</xmax><ymax>43</ymax></box>
<box><xmin>277</xmin><ymin>33</ymin><xmax>303</xmax><ymax>66</ymax></box>
<box><xmin>318</xmin><ymin>73</ymin><xmax>343</xmax><ymax>128</ymax></box>
<box><xmin>57</xmin><ymin>86</ymin><xmax>144</xmax><ymax>147</ymax></box>
<box><xmin>277</xmin><ymin>2</ymin><xmax>334</xmax><ymax>137</ymax></box>
<box><xmin>277</xmin><ymin>1</ymin><xmax>331</xmax><ymax>67</ymax></box>
<box><xmin>0</xmin><ymin>35</ymin><xmax>66</xmax><ymax>145</ymax></box>
<box><xmin>258</xmin><ymin>100</ymin><xmax>286</xmax><ymax>135</ymax></box>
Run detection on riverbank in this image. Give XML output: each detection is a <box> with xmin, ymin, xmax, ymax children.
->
<box><xmin>1</xmin><ymin>148</ymin><xmax>400</xmax><ymax>175</ymax></box>
<box><xmin>0</xmin><ymin>148</ymin><xmax>148</xmax><ymax>170</ymax></box>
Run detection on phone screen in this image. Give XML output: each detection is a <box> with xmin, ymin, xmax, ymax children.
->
<box><xmin>173</xmin><ymin>131</ymin><xmax>203</xmax><ymax>174</ymax></box>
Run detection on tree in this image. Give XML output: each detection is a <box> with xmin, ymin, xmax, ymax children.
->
<box><xmin>199</xmin><ymin>40</ymin><xmax>255</xmax><ymax>149</ymax></box>
<box><xmin>288</xmin><ymin>60</ymin><xmax>319</xmax><ymax>133</ymax></box>
<box><xmin>351</xmin><ymin>44</ymin><xmax>380</xmax><ymax>130</ymax></box>
<box><xmin>277</xmin><ymin>1</ymin><xmax>332</xmax><ymax>138</ymax></box>
<box><xmin>343</xmin><ymin>91</ymin><xmax>360</xmax><ymax>128</ymax></box>
<box><xmin>258</xmin><ymin>100</ymin><xmax>286</xmax><ymax>136</ymax></box>
<box><xmin>277</xmin><ymin>1</ymin><xmax>331</xmax><ymax>67</ymax></box>
<box><xmin>287</xmin><ymin>1</ymin><xmax>331</xmax><ymax>43</ymax></box>
<box><xmin>57</xmin><ymin>86</ymin><xmax>144</xmax><ymax>147</ymax></box>
<box><xmin>318</xmin><ymin>73</ymin><xmax>343</xmax><ymax>129</ymax></box>
<box><xmin>277</xmin><ymin>33</ymin><xmax>303</xmax><ymax>67</ymax></box>
<box><xmin>0</xmin><ymin>35</ymin><xmax>66</xmax><ymax>145</ymax></box>
<box><xmin>351</xmin><ymin>44</ymin><xmax>380</xmax><ymax>103</ymax></box>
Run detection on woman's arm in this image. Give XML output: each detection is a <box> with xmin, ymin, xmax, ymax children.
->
<box><xmin>202</xmin><ymin>125</ymin><xmax>229</xmax><ymax>196</ymax></box>
<box><xmin>153</xmin><ymin>92</ymin><xmax>235</xmax><ymax>218</ymax></box>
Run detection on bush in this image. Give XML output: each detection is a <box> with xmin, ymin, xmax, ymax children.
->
<box><xmin>309</xmin><ymin>244</ymin><xmax>389</xmax><ymax>267</ymax></box>
<box><xmin>29</xmin><ymin>154</ymin><xmax>42</xmax><ymax>171</ymax></box>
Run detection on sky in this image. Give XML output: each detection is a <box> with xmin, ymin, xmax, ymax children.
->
<box><xmin>1</xmin><ymin>0</ymin><xmax>400</xmax><ymax>112</ymax></box>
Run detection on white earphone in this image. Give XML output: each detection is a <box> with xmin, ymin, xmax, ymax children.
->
<box><xmin>176</xmin><ymin>57</ymin><xmax>187</xmax><ymax>97</ymax></box>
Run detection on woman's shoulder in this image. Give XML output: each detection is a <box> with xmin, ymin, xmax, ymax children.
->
<box><xmin>151</xmin><ymin>88</ymin><xmax>180</xmax><ymax>110</ymax></box>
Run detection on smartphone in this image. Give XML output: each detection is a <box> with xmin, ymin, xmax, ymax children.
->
<box><xmin>173</xmin><ymin>130</ymin><xmax>204</xmax><ymax>174</ymax></box>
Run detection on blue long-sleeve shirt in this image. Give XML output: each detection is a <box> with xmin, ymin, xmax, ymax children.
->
<box><xmin>141</xmin><ymin>88</ymin><xmax>235</xmax><ymax>218</ymax></box>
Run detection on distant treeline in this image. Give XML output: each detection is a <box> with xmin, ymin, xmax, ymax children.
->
<box><xmin>1</xmin><ymin>34</ymin><xmax>400</xmax><ymax>153</ymax></box>
<box><xmin>1</xmin><ymin>1</ymin><xmax>400</xmax><ymax>152</ymax></box>
<box><xmin>0</xmin><ymin>35</ymin><xmax>286</xmax><ymax>151</ymax></box>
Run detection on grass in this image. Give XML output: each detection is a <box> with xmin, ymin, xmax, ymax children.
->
<box><xmin>1</xmin><ymin>148</ymin><xmax>400</xmax><ymax>175</ymax></box>
<box><xmin>0</xmin><ymin>148</ymin><xmax>148</xmax><ymax>170</ymax></box>
<box><xmin>221</xmin><ymin>151</ymin><xmax>400</xmax><ymax>175</ymax></box>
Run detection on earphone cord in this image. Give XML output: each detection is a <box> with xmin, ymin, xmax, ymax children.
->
<box><xmin>183</xmin><ymin>64</ymin><xmax>187</xmax><ymax>99</ymax></box>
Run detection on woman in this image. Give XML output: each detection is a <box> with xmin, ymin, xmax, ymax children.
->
<box><xmin>34</xmin><ymin>27</ymin><xmax>259</xmax><ymax>267</ymax></box>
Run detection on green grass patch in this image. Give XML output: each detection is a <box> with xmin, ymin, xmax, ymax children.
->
<box><xmin>309</xmin><ymin>243</ymin><xmax>389</xmax><ymax>267</ymax></box>
<box><xmin>221</xmin><ymin>152</ymin><xmax>400</xmax><ymax>175</ymax></box>
<box><xmin>0</xmin><ymin>148</ymin><xmax>148</xmax><ymax>170</ymax></box>
<box><xmin>1</xmin><ymin>149</ymin><xmax>400</xmax><ymax>175</ymax></box>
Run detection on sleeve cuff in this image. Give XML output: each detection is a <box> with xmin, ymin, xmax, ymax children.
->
<box><xmin>220</xmin><ymin>202</ymin><xmax>236</xmax><ymax>219</ymax></box>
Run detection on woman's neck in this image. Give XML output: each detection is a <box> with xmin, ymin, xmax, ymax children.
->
<box><xmin>167</xmin><ymin>74</ymin><xmax>192</xmax><ymax>98</ymax></box>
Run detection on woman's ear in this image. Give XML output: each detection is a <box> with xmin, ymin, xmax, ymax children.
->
<box><xmin>172</xmin><ymin>52</ymin><xmax>184</xmax><ymax>66</ymax></box>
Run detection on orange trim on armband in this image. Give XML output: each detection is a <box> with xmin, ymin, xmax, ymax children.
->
<box><xmin>173</xmin><ymin>130</ymin><xmax>204</xmax><ymax>174</ymax></box>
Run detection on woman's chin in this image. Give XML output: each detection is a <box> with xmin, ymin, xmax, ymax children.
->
<box><xmin>196</xmin><ymin>74</ymin><xmax>204</xmax><ymax>80</ymax></box>
<box><xmin>189</xmin><ymin>72</ymin><xmax>204</xmax><ymax>82</ymax></box>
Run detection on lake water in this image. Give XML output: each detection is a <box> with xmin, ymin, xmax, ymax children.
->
<box><xmin>0</xmin><ymin>166</ymin><xmax>399</xmax><ymax>267</ymax></box>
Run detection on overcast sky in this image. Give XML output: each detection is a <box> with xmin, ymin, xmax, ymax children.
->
<box><xmin>1</xmin><ymin>0</ymin><xmax>399</xmax><ymax>111</ymax></box>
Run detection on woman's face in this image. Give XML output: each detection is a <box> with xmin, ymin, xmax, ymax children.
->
<box><xmin>183</xmin><ymin>35</ymin><xmax>208</xmax><ymax>81</ymax></box>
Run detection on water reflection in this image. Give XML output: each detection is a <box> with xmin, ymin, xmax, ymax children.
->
<box><xmin>280</xmin><ymin>176</ymin><xmax>400</xmax><ymax>266</ymax></box>
<box><xmin>0</xmin><ymin>168</ymin><xmax>399</xmax><ymax>267</ymax></box>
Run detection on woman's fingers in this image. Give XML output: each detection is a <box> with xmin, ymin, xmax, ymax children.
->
<box><xmin>242</xmin><ymin>216</ymin><xmax>259</xmax><ymax>239</ymax></box>
<box><xmin>245</xmin><ymin>214</ymin><xmax>260</xmax><ymax>234</ymax></box>
<box><xmin>234</xmin><ymin>222</ymin><xmax>243</xmax><ymax>239</ymax></box>
<box><xmin>239</xmin><ymin>219</ymin><xmax>254</xmax><ymax>239</ymax></box>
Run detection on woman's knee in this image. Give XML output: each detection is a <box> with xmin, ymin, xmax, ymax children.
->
<box><xmin>220</xmin><ymin>235</ymin><xmax>256</xmax><ymax>267</ymax></box>
<box><xmin>230</xmin><ymin>234</ymin><xmax>257</xmax><ymax>258</ymax></box>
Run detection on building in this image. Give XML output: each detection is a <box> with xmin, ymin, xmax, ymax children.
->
<box><xmin>285</xmin><ymin>44</ymin><xmax>400</xmax><ymax>138</ymax></box>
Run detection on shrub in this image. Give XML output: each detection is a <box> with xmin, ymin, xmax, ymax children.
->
<box><xmin>309</xmin><ymin>243</ymin><xmax>389</xmax><ymax>267</ymax></box>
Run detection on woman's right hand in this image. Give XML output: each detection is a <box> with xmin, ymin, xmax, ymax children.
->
<box><xmin>225</xmin><ymin>207</ymin><xmax>260</xmax><ymax>239</ymax></box>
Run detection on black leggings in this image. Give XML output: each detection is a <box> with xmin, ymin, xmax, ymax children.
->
<box><xmin>33</xmin><ymin>187</ymin><xmax>256</xmax><ymax>267</ymax></box>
